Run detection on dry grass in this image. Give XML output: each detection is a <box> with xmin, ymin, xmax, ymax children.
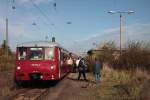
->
<box><xmin>0</xmin><ymin>52</ymin><xmax>16</xmax><ymax>98</ymax></box>
<box><xmin>61</xmin><ymin>70</ymin><xmax>149</xmax><ymax>100</ymax></box>
<box><xmin>100</xmin><ymin>65</ymin><xmax>150</xmax><ymax>99</ymax></box>
<box><xmin>0</xmin><ymin>70</ymin><xmax>15</xmax><ymax>98</ymax></box>
<box><xmin>0</xmin><ymin>87</ymin><xmax>11</xmax><ymax>97</ymax></box>
<box><xmin>86</xmin><ymin>41</ymin><xmax>150</xmax><ymax>99</ymax></box>
<box><xmin>0</xmin><ymin>54</ymin><xmax>16</xmax><ymax>72</ymax></box>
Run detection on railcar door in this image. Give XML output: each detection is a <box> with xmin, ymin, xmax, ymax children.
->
<box><xmin>59</xmin><ymin>49</ymin><xmax>68</xmax><ymax>77</ymax></box>
<box><xmin>58</xmin><ymin>48</ymin><xmax>61</xmax><ymax>79</ymax></box>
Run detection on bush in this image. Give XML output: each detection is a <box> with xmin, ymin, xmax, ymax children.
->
<box><xmin>86</xmin><ymin>41</ymin><xmax>150</xmax><ymax>71</ymax></box>
<box><xmin>0</xmin><ymin>55</ymin><xmax>15</xmax><ymax>72</ymax></box>
<box><xmin>110</xmin><ymin>41</ymin><xmax>150</xmax><ymax>71</ymax></box>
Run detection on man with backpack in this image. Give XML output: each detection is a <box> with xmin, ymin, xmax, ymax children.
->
<box><xmin>77</xmin><ymin>58</ymin><xmax>87</xmax><ymax>81</ymax></box>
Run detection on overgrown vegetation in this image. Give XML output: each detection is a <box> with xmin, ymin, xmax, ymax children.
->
<box><xmin>87</xmin><ymin>41</ymin><xmax>150</xmax><ymax>71</ymax></box>
<box><xmin>86</xmin><ymin>41</ymin><xmax>150</xmax><ymax>99</ymax></box>
<box><xmin>110</xmin><ymin>41</ymin><xmax>150</xmax><ymax>71</ymax></box>
<box><xmin>0</xmin><ymin>40</ymin><xmax>15</xmax><ymax>72</ymax></box>
<box><xmin>0</xmin><ymin>42</ymin><xmax>15</xmax><ymax>98</ymax></box>
<box><xmin>101</xmin><ymin>65</ymin><xmax>150</xmax><ymax>99</ymax></box>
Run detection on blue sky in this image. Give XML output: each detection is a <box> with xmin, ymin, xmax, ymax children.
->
<box><xmin>0</xmin><ymin>0</ymin><xmax>150</xmax><ymax>54</ymax></box>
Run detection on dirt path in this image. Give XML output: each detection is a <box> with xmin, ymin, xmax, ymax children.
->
<box><xmin>44</xmin><ymin>73</ymin><xmax>102</xmax><ymax>100</ymax></box>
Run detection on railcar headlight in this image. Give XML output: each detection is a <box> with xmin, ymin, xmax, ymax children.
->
<box><xmin>50</xmin><ymin>65</ymin><xmax>56</xmax><ymax>70</ymax></box>
<box><xmin>50</xmin><ymin>66</ymin><xmax>54</xmax><ymax>69</ymax></box>
<box><xmin>17</xmin><ymin>66</ymin><xmax>21</xmax><ymax>70</ymax></box>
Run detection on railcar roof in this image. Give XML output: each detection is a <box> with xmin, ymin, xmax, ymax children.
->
<box><xmin>17</xmin><ymin>41</ymin><xmax>62</xmax><ymax>48</ymax></box>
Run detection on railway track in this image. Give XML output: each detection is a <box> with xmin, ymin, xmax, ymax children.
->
<box><xmin>12</xmin><ymin>88</ymin><xmax>49</xmax><ymax>100</ymax></box>
<box><xmin>1</xmin><ymin>74</ymin><xmax>68</xmax><ymax>100</ymax></box>
<box><xmin>1</xmin><ymin>88</ymin><xmax>50</xmax><ymax>100</ymax></box>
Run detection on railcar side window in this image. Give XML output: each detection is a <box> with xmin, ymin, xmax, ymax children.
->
<box><xmin>18</xmin><ymin>47</ymin><xmax>27</xmax><ymax>60</ymax></box>
<box><xmin>60</xmin><ymin>50</ymin><xmax>68</xmax><ymax>64</ymax></box>
<box><xmin>28</xmin><ymin>48</ymin><xmax>44</xmax><ymax>60</ymax></box>
<box><xmin>45</xmin><ymin>48</ymin><xmax>54</xmax><ymax>60</ymax></box>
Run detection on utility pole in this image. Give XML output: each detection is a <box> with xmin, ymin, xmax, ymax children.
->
<box><xmin>5</xmin><ymin>18</ymin><xmax>9</xmax><ymax>56</ymax></box>
<box><xmin>5</xmin><ymin>0</ymin><xmax>9</xmax><ymax>56</ymax></box>
<box><xmin>108</xmin><ymin>11</ymin><xmax>134</xmax><ymax>55</ymax></box>
<box><xmin>120</xmin><ymin>14</ymin><xmax>122</xmax><ymax>54</ymax></box>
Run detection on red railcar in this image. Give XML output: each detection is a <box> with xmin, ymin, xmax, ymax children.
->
<box><xmin>15</xmin><ymin>41</ymin><xmax>70</xmax><ymax>85</ymax></box>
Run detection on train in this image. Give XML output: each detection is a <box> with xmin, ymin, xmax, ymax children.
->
<box><xmin>14</xmin><ymin>41</ymin><xmax>76</xmax><ymax>86</ymax></box>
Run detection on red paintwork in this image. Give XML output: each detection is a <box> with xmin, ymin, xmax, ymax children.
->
<box><xmin>15</xmin><ymin>47</ymin><xmax>69</xmax><ymax>81</ymax></box>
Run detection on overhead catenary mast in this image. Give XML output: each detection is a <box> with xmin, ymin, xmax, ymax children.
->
<box><xmin>5</xmin><ymin>18</ymin><xmax>8</xmax><ymax>56</ymax></box>
<box><xmin>5</xmin><ymin>0</ymin><xmax>9</xmax><ymax>56</ymax></box>
<box><xmin>108</xmin><ymin>10</ymin><xmax>134</xmax><ymax>55</ymax></box>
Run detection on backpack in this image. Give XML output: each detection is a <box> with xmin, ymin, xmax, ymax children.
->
<box><xmin>78</xmin><ymin>60</ymin><xmax>84</xmax><ymax>71</ymax></box>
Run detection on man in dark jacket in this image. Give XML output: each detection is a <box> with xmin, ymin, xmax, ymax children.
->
<box><xmin>77</xmin><ymin>58</ymin><xmax>87</xmax><ymax>81</ymax></box>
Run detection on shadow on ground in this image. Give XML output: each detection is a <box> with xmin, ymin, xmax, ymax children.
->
<box><xmin>16</xmin><ymin>80</ymin><xmax>59</xmax><ymax>89</ymax></box>
<box><xmin>67</xmin><ymin>77</ymin><xmax>95</xmax><ymax>84</ymax></box>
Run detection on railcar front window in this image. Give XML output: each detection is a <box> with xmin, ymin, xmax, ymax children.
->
<box><xmin>45</xmin><ymin>48</ymin><xmax>54</xmax><ymax>60</ymax></box>
<box><xmin>18</xmin><ymin>47</ymin><xmax>27</xmax><ymax>60</ymax></box>
<box><xmin>28</xmin><ymin>48</ymin><xmax>44</xmax><ymax>60</ymax></box>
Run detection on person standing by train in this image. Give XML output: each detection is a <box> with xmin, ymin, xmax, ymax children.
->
<box><xmin>78</xmin><ymin>58</ymin><xmax>87</xmax><ymax>81</ymax></box>
<box><xmin>75</xmin><ymin>57</ymin><xmax>80</xmax><ymax>72</ymax></box>
<box><xmin>72</xmin><ymin>58</ymin><xmax>77</xmax><ymax>73</ymax></box>
<box><xmin>92</xmin><ymin>58</ymin><xmax>102</xmax><ymax>83</ymax></box>
<box><xmin>67</xmin><ymin>56</ymin><xmax>73</xmax><ymax>72</ymax></box>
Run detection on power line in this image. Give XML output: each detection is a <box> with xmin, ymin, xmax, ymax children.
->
<box><xmin>29</xmin><ymin>0</ymin><xmax>57</xmax><ymax>37</ymax></box>
<box><xmin>29</xmin><ymin>0</ymin><xmax>65</xmax><ymax>37</ymax></box>
<box><xmin>29</xmin><ymin>0</ymin><xmax>55</xmax><ymax>27</ymax></box>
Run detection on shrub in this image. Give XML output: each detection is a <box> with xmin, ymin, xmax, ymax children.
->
<box><xmin>0</xmin><ymin>55</ymin><xmax>15</xmax><ymax>72</ymax></box>
<box><xmin>110</xmin><ymin>41</ymin><xmax>150</xmax><ymax>71</ymax></box>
